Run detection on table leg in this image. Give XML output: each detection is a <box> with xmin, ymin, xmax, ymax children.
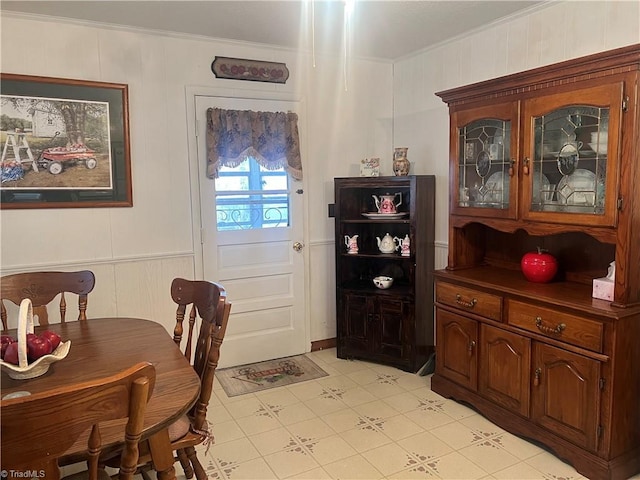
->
<box><xmin>147</xmin><ymin>429</ymin><xmax>176</xmax><ymax>480</ymax></box>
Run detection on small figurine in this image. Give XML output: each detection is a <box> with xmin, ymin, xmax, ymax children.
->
<box><xmin>345</xmin><ymin>234</ymin><xmax>359</xmax><ymax>254</ymax></box>
<box><xmin>394</xmin><ymin>234</ymin><xmax>410</xmax><ymax>256</ymax></box>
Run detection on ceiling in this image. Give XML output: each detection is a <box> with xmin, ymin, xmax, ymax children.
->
<box><xmin>0</xmin><ymin>1</ymin><xmax>546</xmax><ymax>60</ymax></box>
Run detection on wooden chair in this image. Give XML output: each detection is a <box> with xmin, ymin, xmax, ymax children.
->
<box><xmin>136</xmin><ymin>278</ymin><xmax>231</xmax><ymax>480</ymax></box>
<box><xmin>1</xmin><ymin>361</ymin><xmax>156</xmax><ymax>480</ymax></box>
<box><xmin>1</xmin><ymin>270</ymin><xmax>96</xmax><ymax>330</ymax></box>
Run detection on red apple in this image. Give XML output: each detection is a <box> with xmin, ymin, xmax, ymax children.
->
<box><xmin>521</xmin><ymin>248</ymin><xmax>558</xmax><ymax>283</ymax></box>
<box><xmin>40</xmin><ymin>330</ymin><xmax>62</xmax><ymax>350</ymax></box>
<box><xmin>1</xmin><ymin>335</ymin><xmax>16</xmax><ymax>360</ymax></box>
<box><xmin>27</xmin><ymin>336</ymin><xmax>52</xmax><ymax>361</ymax></box>
<box><xmin>3</xmin><ymin>342</ymin><xmax>19</xmax><ymax>365</ymax></box>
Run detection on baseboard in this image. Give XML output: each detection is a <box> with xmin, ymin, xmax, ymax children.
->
<box><xmin>311</xmin><ymin>338</ymin><xmax>336</xmax><ymax>351</ymax></box>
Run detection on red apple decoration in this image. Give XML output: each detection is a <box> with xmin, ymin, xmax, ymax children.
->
<box><xmin>521</xmin><ymin>247</ymin><xmax>558</xmax><ymax>283</ymax></box>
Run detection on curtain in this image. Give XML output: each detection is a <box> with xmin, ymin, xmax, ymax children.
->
<box><xmin>205</xmin><ymin>108</ymin><xmax>303</xmax><ymax>180</ymax></box>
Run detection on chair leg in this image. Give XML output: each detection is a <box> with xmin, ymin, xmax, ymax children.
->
<box><xmin>184</xmin><ymin>447</ymin><xmax>206</xmax><ymax>480</ymax></box>
<box><xmin>177</xmin><ymin>448</ymin><xmax>194</xmax><ymax>479</ymax></box>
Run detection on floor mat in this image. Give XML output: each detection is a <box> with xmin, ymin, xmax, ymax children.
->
<box><xmin>216</xmin><ymin>354</ymin><xmax>329</xmax><ymax>397</ymax></box>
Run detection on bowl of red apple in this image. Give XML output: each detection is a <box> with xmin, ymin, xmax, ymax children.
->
<box><xmin>0</xmin><ymin>299</ymin><xmax>71</xmax><ymax>380</ymax></box>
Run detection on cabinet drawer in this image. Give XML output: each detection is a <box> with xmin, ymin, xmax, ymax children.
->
<box><xmin>507</xmin><ymin>300</ymin><xmax>603</xmax><ymax>352</ymax></box>
<box><xmin>436</xmin><ymin>282</ymin><xmax>502</xmax><ymax>321</ymax></box>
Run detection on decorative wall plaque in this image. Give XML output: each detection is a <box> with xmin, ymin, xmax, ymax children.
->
<box><xmin>211</xmin><ymin>57</ymin><xmax>289</xmax><ymax>84</ymax></box>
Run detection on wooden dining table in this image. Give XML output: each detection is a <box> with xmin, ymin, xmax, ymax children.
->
<box><xmin>0</xmin><ymin>317</ymin><xmax>201</xmax><ymax>480</ymax></box>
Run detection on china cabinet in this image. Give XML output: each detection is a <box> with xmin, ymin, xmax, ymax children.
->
<box><xmin>433</xmin><ymin>44</ymin><xmax>640</xmax><ymax>480</ymax></box>
<box><xmin>334</xmin><ymin>176</ymin><xmax>435</xmax><ymax>372</ymax></box>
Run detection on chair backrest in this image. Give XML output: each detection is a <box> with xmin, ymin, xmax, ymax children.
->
<box><xmin>1</xmin><ymin>361</ymin><xmax>155</xmax><ymax>480</ymax></box>
<box><xmin>0</xmin><ymin>270</ymin><xmax>96</xmax><ymax>329</ymax></box>
<box><xmin>171</xmin><ymin>278</ymin><xmax>231</xmax><ymax>430</ymax></box>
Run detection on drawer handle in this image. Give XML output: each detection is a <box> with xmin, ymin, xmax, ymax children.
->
<box><xmin>534</xmin><ymin>367</ymin><xmax>541</xmax><ymax>387</ymax></box>
<box><xmin>535</xmin><ymin>316</ymin><xmax>566</xmax><ymax>335</ymax></box>
<box><xmin>456</xmin><ymin>294</ymin><xmax>477</xmax><ymax>309</ymax></box>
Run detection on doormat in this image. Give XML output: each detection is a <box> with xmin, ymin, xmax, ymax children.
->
<box><xmin>216</xmin><ymin>355</ymin><xmax>329</xmax><ymax>397</ymax></box>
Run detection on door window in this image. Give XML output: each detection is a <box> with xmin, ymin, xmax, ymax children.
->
<box><xmin>215</xmin><ymin>157</ymin><xmax>289</xmax><ymax>231</ymax></box>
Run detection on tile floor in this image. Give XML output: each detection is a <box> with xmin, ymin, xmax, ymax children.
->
<box><xmin>182</xmin><ymin>348</ymin><xmax>640</xmax><ymax>480</ymax></box>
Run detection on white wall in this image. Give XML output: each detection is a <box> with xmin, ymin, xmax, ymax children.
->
<box><xmin>393</xmin><ymin>0</ymin><xmax>640</xmax><ymax>249</ymax></box>
<box><xmin>2</xmin><ymin>1</ymin><xmax>638</xmax><ymax>345</ymax></box>
<box><xmin>0</xmin><ymin>13</ymin><xmax>393</xmax><ymax>340</ymax></box>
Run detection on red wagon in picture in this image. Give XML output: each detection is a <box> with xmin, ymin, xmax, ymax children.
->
<box><xmin>37</xmin><ymin>144</ymin><xmax>97</xmax><ymax>175</ymax></box>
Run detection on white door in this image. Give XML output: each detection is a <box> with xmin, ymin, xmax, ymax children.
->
<box><xmin>195</xmin><ymin>95</ymin><xmax>307</xmax><ymax>368</ymax></box>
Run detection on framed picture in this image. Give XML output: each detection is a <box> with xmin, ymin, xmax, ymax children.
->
<box><xmin>0</xmin><ymin>74</ymin><xmax>132</xmax><ymax>209</ymax></box>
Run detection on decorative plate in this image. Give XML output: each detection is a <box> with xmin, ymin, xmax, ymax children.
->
<box><xmin>0</xmin><ymin>298</ymin><xmax>71</xmax><ymax>380</ymax></box>
<box><xmin>362</xmin><ymin>212</ymin><xmax>409</xmax><ymax>219</ymax></box>
<box><xmin>557</xmin><ymin>169</ymin><xmax>596</xmax><ymax>205</ymax></box>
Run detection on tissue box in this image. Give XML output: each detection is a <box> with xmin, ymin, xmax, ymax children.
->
<box><xmin>592</xmin><ymin>277</ymin><xmax>614</xmax><ymax>301</ymax></box>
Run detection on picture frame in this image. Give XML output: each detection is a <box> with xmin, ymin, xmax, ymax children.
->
<box><xmin>0</xmin><ymin>73</ymin><xmax>132</xmax><ymax>209</ymax></box>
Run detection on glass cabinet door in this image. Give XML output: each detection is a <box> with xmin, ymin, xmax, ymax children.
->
<box><xmin>521</xmin><ymin>83</ymin><xmax>623</xmax><ymax>227</ymax></box>
<box><xmin>451</xmin><ymin>103</ymin><xmax>519</xmax><ymax>218</ymax></box>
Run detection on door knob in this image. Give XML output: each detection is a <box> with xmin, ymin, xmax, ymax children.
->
<box><xmin>293</xmin><ymin>241</ymin><xmax>304</xmax><ymax>252</ymax></box>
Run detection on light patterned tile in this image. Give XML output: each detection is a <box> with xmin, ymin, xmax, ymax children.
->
<box><xmin>341</xmin><ymin>422</ymin><xmax>393</xmax><ymax>453</ymax></box>
<box><xmin>361</xmin><ymin>442</ymin><xmax>420</xmax><ymax>476</ymax></box>
<box><xmin>378</xmin><ymin>414</ymin><xmax>425</xmax><ymax>441</ymax></box>
<box><xmin>305</xmin><ymin>434</ymin><xmax>358</xmax><ymax>465</ymax></box>
<box><xmin>225</xmin><ymin>396</ymin><xmax>265</xmax><ymax>419</ymax></box>
<box><xmin>287</xmin><ymin>379</ymin><xmax>328</xmax><ymax>401</ymax></box>
<box><xmin>395</xmin><ymin>372</ymin><xmax>431</xmax><ymax>391</ymax></box>
<box><xmin>352</xmin><ymin>399</ymin><xmax>401</xmax><ymax>419</ymax></box>
<box><xmin>459</xmin><ymin>413</ymin><xmax>506</xmax><ymax>436</ymax></box>
<box><xmin>236</xmin><ymin>408</ymin><xmax>283</xmax><ymax>436</ymax></box>
<box><xmin>248</xmin><ymin>427</ymin><xmax>297</xmax><ymax>456</ymax></box>
<box><xmin>255</xmin><ymin>387</ymin><xmax>301</xmax><ymax>406</ymax></box>
<box><xmin>297</xmin><ymin>391</ymin><xmax>349</xmax><ymax>416</ymax></box>
<box><xmin>323</xmin><ymin>408</ymin><xmax>365</xmax><ymax>433</ymax></box>
<box><xmin>204</xmin><ymin>437</ymin><xmax>262</xmax><ymax>477</ymax></box>
<box><xmin>364</xmin><ymin>379</ymin><xmax>408</xmax><ymax>399</ymax></box>
<box><xmin>323</xmin><ymin>454</ymin><xmax>385</xmax><ymax>479</ymax></box>
<box><xmin>397</xmin><ymin>431</ymin><xmax>455</xmax><ymax>461</ymax></box>
<box><xmin>525</xmin><ymin>451</ymin><xmax>585</xmax><ymax>479</ymax></box>
<box><xmin>268</xmin><ymin>401</ymin><xmax>316</xmax><ymax>426</ymax></box>
<box><xmin>210</xmin><ymin>419</ymin><xmax>246</xmax><ymax>444</ymax></box>
<box><xmin>316</xmin><ymin>373</ymin><xmax>359</xmax><ymax>391</ymax></box>
<box><xmin>329</xmin><ymin>359</ymin><xmax>372</xmax><ymax>375</ymax></box>
<box><xmin>490</xmin><ymin>430</ymin><xmax>545</xmax><ymax>460</ymax></box>
<box><xmin>383</xmin><ymin>391</ymin><xmax>427</xmax><ymax>413</ymax></box>
<box><xmin>493</xmin><ymin>461</ymin><xmax>552</xmax><ymax>479</ymax></box>
<box><xmin>404</xmin><ymin>404</ymin><xmax>456</xmax><ymax>431</ymax></box>
<box><xmin>339</xmin><ymin>385</ymin><xmax>378</xmax><ymax>406</ymax></box>
<box><xmin>207</xmin><ymin>403</ymin><xmax>233</xmax><ymax>423</ymax></box>
<box><xmin>285</xmin><ymin>417</ymin><xmax>336</xmax><ymax>441</ymax></box>
<box><xmin>458</xmin><ymin>440</ymin><xmax>521</xmax><ymax>474</ymax></box>
<box><xmin>285</xmin><ymin>466</ymin><xmax>332</xmax><ymax>479</ymax></box>
<box><xmin>413</xmin><ymin>450</ymin><xmax>489</xmax><ymax>479</ymax></box>
<box><xmin>430</xmin><ymin>418</ymin><xmax>494</xmax><ymax>450</ymax></box>
<box><xmin>263</xmin><ymin>446</ymin><xmax>320</xmax><ymax>478</ymax></box>
<box><xmin>208</xmin><ymin>457</ymin><xmax>278</xmax><ymax>480</ymax></box>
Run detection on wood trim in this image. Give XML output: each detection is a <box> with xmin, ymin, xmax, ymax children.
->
<box><xmin>311</xmin><ymin>338</ymin><xmax>336</xmax><ymax>352</ymax></box>
<box><xmin>436</xmin><ymin>44</ymin><xmax>640</xmax><ymax>106</ymax></box>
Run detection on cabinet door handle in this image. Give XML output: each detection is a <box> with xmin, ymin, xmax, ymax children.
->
<box><xmin>535</xmin><ymin>316</ymin><xmax>566</xmax><ymax>335</ymax></box>
<box><xmin>456</xmin><ymin>294</ymin><xmax>477</xmax><ymax>309</ymax></box>
<box><xmin>523</xmin><ymin>157</ymin><xmax>530</xmax><ymax>175</ymax></box>
<box><xmin>468</xmin><ymin>340</ymin><xmax>476</xmax><ymax>355</ymax></box>
<box><xmin>534</xmin><ymin>367</ymin><xmax>541</xmax><ymax>387</ymax></box>
<box><xmin>508</xmin><ymin>158</ymin><xmax>516</xmax><ymax>177</ymax></box>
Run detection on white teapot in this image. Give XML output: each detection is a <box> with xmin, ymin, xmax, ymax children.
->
<box><xmin>377</xmin><ymin>233</ymin><xmax>399</xmax><ymax>254</ymax></box>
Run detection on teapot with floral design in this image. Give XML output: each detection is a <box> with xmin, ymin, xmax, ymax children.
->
<box><xmin>372</xmin><ymin>193</ymin><xmax>402</xmax><ymax>214</ymax></box>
